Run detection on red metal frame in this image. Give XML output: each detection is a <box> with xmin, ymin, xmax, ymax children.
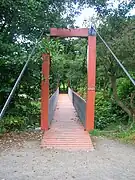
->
<box><xmin>41</xmin><ymin>54</ymin><xmax>50</xmax><ymax>130</ymax></box>
<box><xmin>41</xmin><ymin>28</ymin><xmax>96</xmax><ymax>131</ymax></box>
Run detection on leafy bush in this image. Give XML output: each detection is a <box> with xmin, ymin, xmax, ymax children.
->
<box><xmin>0</xmin><ymin>116</ymin><xmax>25</xmax><ymax>132</ymax></box>
<box><xmin>95</xmin><ymin>92</ymin><xmax>117</xmax><ymax>130</ymax></box>
<box><xmin>0</xmin><ymin>99</ymin><xmax>41</xmax><ymax>133</ymax></box>
<box><xmin>117</xmin><ymin>77</ymin><xmax>135</xmax><ymax>100</ymax></box>
<box><xmin>6</xmin><ymin>98</ymin><xmax>40</xmax><ymax>127</ymax></box>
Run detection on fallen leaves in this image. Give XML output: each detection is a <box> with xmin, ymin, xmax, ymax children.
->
<box><xmin>0</xmin><ymin>131</ymin><xmax>43</xmax><ymax>153</ymax></box>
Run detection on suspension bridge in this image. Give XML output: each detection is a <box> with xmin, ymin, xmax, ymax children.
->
<box><xmin>0</xmin><ymin>27</ymin><xmax>134</xmax><ymax>151</ymax></box>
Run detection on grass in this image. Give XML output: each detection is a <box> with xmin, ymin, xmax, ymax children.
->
<box><xmin>90</xmin><ymin>123</ymin><xmax>135</xmax><ymax>144</ymax></box>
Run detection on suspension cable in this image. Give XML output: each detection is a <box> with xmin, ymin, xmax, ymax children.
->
<box><xmin>91</xmin><ymin>25</ymin><xmax>135</xmax><ymax>86</ymax></box>
<box><xmin>0</xmin><ymin>30</ymin><xmax>44</xmax><ymax>120</ymax></box>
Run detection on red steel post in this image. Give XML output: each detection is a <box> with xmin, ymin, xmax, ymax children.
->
<box><xmin>41</xmin><ymin>54</ymin><xmax>50</xmax><ymax>130</ymax></box>
<box><xmin>86</xmin><ymin>29</ymin><xmax>96</xmax><ymax>131</ymax></box>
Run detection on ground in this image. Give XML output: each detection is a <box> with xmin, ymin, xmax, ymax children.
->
<box><xmin>0</xmin><ymin>132</ymin><xmax>135</xmax><ymax>180</ymax></box>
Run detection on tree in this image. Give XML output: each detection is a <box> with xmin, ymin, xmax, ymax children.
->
<box><xmin>0</xmin><ymin>0</ymin><xmax>76</xmax><ymax>125</ymax></box>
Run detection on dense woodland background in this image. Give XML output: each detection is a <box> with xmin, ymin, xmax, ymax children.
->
<box><xmin>0</xmin><ymin>0</ymin><xmax>135</xmax><ymax>138</ymax></box>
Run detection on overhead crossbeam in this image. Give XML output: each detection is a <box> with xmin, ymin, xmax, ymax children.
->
<box><xmin>50</xmin><ymin>28</ymin><xmax>89</xmax><ymax>37</ymax></box>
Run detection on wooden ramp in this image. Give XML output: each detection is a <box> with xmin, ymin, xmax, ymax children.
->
<box><xmin>41</xmin><ymin>94</ymin><xmax>94</xmax><ymax>151</ymax></box>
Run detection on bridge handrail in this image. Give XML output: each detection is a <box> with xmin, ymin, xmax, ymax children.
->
<box><xmin>49</xmin><ymin>88</ymin><xmax>59</xmax><ymax>126</ymax></box>
<box><xmin>68</xmin><ymin>87</ymin><xmax>86</xmax><ymax>127</ymax></box>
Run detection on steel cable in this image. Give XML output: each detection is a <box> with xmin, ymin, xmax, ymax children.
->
<box><xmin>91</xmin><ymin>25</ymin><xmax>135</xmax><ymax>86</ymax></box>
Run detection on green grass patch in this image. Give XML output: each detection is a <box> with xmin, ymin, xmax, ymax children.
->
<box><xmin>90</xmin><ymin>123</ymin><xmax>135</xmax><ymax>144</ymax></box>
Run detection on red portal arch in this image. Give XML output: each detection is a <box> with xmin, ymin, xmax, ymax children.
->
<box><xmin>41</xmin><ymin>28</ymin><xmax>96</xmax><ymax>131</ymax></box>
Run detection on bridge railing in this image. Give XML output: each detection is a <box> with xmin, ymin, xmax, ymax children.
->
<box><xmin>49</xmin><ymin>88</ymin><xmax>59</xmax><ymax>126</ymax></box>
<box><xmin>68</xmin><ymin>87</ymin><xmax>86</xmax><ymax>127</ymax></box>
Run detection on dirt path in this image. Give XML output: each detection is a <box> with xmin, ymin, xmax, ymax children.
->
<box><xmin>0</xmin><ymin>134</ymin><xmax>135</xmax><ymax>180</ymax></box>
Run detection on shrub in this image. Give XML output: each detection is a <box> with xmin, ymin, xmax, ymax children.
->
<box><xmin>1</xmin><ymin>116</ymin><xmax>25</xmax><ymax>132</ymax></box>
<box><xmin>95</xmin><ymin>92</ymin><xmax>117</xmax><ymax>130</ymax></box>
<box><xmin>7</xmin><ymin>99</ymin><xmax>40</xmax><ymax>128</ymax></box>
<box><xmin>117</xmin><ymin>77</ymin><xmax>135</xmax><ymax>101</ymax></box>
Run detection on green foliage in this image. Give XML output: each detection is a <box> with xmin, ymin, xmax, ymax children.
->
<box><xmin>8</xmin><ymin>99</ymin><xmax>40</xmax><ymax>126</ymax></box>
<box><xmin>95</xmin><ymin>92</ymin><xmax>117</xmax><ymax>129</ymax></box>
<box><xmin>39</xmin><ymin>38</ymin><xmax>66</xmax><ymax>94</ymax></box>
<box><xmin>0</xmin><ymin>100</ymin><xmax>40</xmax><ymax>133</ymax></box>
<box><xmin>95</xmin><ymin>89</ymin><xmax>131</xmax><ymax>130</ymax></box>
<box><xmin>1</xmin><ymin>116</ymin><xmax>25</xmax><ymax>132</ymax></box>
<box><xmin>90</xmin><ymin>127</ymin><xmax>135</xmax><ymax>144</ymax></box>
<box><xmin>0</xmin><ymin>0</ymin><xmax>76</xmax><ymax>132</ymax></box>
<box><xmin>117</xmin><ymin>77</ymin><xmax>135</xmax><ymax>99</ymax></box>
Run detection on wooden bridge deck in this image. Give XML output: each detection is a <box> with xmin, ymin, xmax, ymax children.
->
<box><xmin>41</xmin><ymin>94</ymin><xmax>94</xmax><ymax>151</ymax></box>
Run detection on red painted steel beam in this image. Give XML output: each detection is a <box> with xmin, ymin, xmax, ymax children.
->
<box><xmin>41</xmin><ymin>54</ymin><xmax>50</xmax><ymax>130</ymax></box>
<box><xmin>85</xmin><ymin>35</ymin><xmax>96</xmax><ymax>131</ymax></box>
<box><xmin>50</xmin><ymin>28</ymin><xmax>88</xmax><ymax>37</ymax></box>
